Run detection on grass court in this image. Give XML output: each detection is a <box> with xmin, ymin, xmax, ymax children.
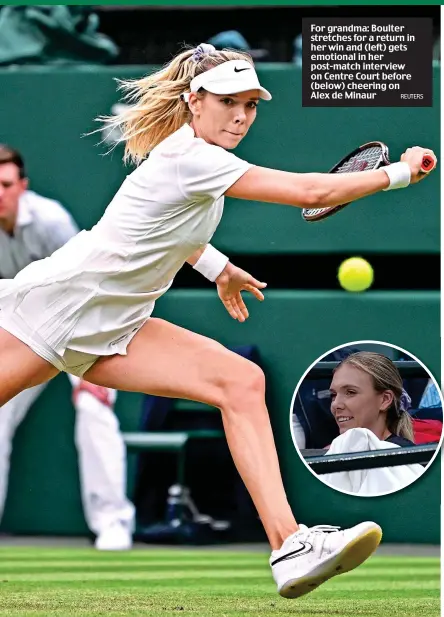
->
<box><xmin>0</xmin><ymin>547</ymin><xmax>439</xmax><ymax>616</ymax></box>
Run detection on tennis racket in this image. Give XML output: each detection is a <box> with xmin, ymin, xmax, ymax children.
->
<box><xmin>301</xmin><ymin>141</ymin><xmax>436</xmax><ymax>223</ymax></box>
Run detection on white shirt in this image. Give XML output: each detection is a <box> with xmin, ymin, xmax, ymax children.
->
<box><xmin>321</xmin><ymin>428</ymin><xmax>424</xmax><ymax>496</ymax></box>
<box><xmin>0</xmin><ymin>190</ymin><xmax>79</xmax><ymax>279</ymax></box>
<box><xmin>5</xmin><ymin>124</ymin><xmax>253</xmax><ymax>356</ymax></box>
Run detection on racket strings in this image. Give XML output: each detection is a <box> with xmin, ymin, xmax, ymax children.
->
<box><xmin>303</xmin><ymin>206</ymin><xmax>336</xmax><ymax>216</ymax></box>
<box><xmin>336</xmin><ymin>147</ymin><xmax>383</xmax><ymax>173</ymax></box>
<box><xmin>303</xmin><ymin>145</ymin><xmax>385</xmax><ymax>220</ymax></box>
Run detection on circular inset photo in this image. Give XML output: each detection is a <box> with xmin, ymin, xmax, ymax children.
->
<box><xmin>290</xmin><ymin>341</ymin><xmax>443</xmax><ymax>497</ymax></box>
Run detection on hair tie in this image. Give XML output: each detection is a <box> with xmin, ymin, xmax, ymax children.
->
<box><xmin>399</xmin><ymin>389</ymin><xmax>412</xmax><ymax>414</ymax></box>
<box><xmin>192</xmin><ymin>43</ymin><xmax>216</xmax><ymax>63</ymax></box>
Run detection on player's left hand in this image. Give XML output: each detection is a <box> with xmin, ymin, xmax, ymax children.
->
<box><xmin>215</xmin><ymin>262</ymin><xmax>267</xmax><ymax>322</ymax></box>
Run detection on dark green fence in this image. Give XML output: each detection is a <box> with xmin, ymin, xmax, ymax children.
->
<box><xmin>0</xmin><ymin>65</ymin><xmax>439</xmax><ymax>253</ymax></box>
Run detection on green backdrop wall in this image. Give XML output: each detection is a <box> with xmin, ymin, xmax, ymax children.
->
<box><xmin>0</xmin><ymin>65</ymin><xmax>440</xmax><ymax>254</ymax></box>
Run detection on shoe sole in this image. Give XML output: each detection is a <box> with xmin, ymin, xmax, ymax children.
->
<box><xmin>95</xmin><ymin>546</ymin><xmax>132</xmax><ymax>551</ymax></box>
<box><xmin>279</xmin><ymin>525</ymin><xmax>382</xmax><ymax>599</ymax></box>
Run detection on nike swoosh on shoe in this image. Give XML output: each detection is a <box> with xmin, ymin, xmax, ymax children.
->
<box><xmin>271</xmin><ymin>542</ymin><xmax>314</xmax><ymax>566</ymax></box>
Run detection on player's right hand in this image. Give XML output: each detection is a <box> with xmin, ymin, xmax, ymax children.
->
<box><xmin>400</xmin><ymin>146</ymin><xmax>437</xmax><ymax>184</ymax></box>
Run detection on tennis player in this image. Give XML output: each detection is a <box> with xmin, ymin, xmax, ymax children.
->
<box><xmin>0</xmin><ymin>44</ymin><xmax>436</xmax><ymax>598</ymax></box>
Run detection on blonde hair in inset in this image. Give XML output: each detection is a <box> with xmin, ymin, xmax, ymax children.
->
<box><xmin>99</xmin><ymin>45</ymin><xmax>254</xmax><ymax>165</ymax></box>
<box><xmin>333</xmin><ymin>351</ymin><xmax>415</xmax><ymax>442</ymax></box>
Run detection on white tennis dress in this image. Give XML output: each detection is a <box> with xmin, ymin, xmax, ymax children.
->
<box><xmin>0</xmin><ymin>124</ymin><xmax>252</xmax><ymax>376</ymax></box>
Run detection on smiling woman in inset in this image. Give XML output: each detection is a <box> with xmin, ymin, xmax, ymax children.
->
<box><xmin>330</xmin><ymin>351</ymin><xmax>415</xmax><ymax>447</ymax></box>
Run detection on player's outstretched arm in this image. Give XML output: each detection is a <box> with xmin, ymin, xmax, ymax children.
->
<box><xmin>226</xmin><ymin>147</ymin><xmax>436</xmax><ymax>209</ymax></box>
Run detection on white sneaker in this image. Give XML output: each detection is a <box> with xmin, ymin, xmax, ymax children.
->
<box><xmin>270</xmin><ymin>521</ymin><xmax>382</xmax><ymax>599</ymax></box>
<box><xmin>94</xmin><ymin>522</ymin><xmax>133</xmax><ymax>551</ymax></box>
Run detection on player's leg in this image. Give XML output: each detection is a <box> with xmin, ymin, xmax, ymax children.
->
<box><xmin>0</xmin><ymin>382</ymin><xmax>47</xmax><ymax>521</ymax></box>
<box><xmin>0</xmin><ymin>327</ymin><xmax>59</xmax><ymax>524</ymax></box>
<box><xmin>83</xmin><ymin>317</ymin><xmax>298</xmax><ymax>550</ymax></box>
<box><xmin>68</xmin><ymin>375</ymin><xmax>135</xmax><ymax>550</ymax></box>
<box><xmin>83</xmin><ymin>318</ymin><xmax>382</xmax><ymax>598</ymax></box>
<box><xmin>0</xmin><ymin>328</ymin><xmax>59</xmax><ymax>406</ymax></box>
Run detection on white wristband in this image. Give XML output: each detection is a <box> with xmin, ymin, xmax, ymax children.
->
<box><xmin>193</xmin><ymin>245</ymin><xmax>229</xmax><ymax>282</ymax></box>
<box><xmin>382</xmin><ymin>162</ymin><xmax>411</xmax><ymax>191</ymax></box>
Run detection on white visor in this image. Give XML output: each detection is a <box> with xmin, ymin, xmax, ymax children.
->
<box><xmin>182</xmin><ymin>59</ymin><xmax>272</xmax><ymax>102</ymax></box>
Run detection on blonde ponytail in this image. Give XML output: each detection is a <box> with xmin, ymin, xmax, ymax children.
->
<box><xmin>390</xmin><ymin>409</ymin><xmax>415</xmax><ymax>443</ymax></box>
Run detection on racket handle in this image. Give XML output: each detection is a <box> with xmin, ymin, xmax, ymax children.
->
<box><xmin>420</xmin><ymin>154</ymin><xmax>436</xmax><ymax>173</ymax></box>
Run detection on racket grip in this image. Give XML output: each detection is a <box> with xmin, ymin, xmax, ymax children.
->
<box><xmin>420</xmin><ymin>154</ymin><xmax>436</xmax><ymax>173</ymax></box>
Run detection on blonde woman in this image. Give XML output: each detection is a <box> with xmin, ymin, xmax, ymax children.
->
<box><xmin>330</xmin><ymin>352</ymin><xmax>416</xmax><ymax>445</ymax></box>
<box><xmin>324</xmin><ymin>352</ymin><xmax>425</xmax><ymax>495</ymax></box>
<box><xmin>0</xmin><ymin>43</ymin><xmax>436</xmax><ymax>598</ymax></box>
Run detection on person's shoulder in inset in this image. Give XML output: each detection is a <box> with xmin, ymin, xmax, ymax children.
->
<box><xmin>385</xmin><ymin>433</ymin><xmax>415</xmax><ymax>447</ymax></box>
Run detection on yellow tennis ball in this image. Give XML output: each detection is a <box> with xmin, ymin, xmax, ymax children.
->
<box><xmin>338</xmin><ymin>257</ymin><xmax>374</xmax><ymax>292</ymax></box>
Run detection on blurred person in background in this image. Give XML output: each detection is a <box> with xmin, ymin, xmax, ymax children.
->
<box><xmin>0</xmin><ymin>144</ymin><xmax>134</xmax><ymax>550</ymax></box>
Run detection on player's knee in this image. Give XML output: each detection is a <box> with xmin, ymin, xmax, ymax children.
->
<box><xmin>218</xmin><ymin>357</ymin><xmax>266</xmax><ymax>412</ymax></box>
<box><xmin>198</xmin><ymin>341</ymin><xmax>265</xmax><ymax>410</ymax></box>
